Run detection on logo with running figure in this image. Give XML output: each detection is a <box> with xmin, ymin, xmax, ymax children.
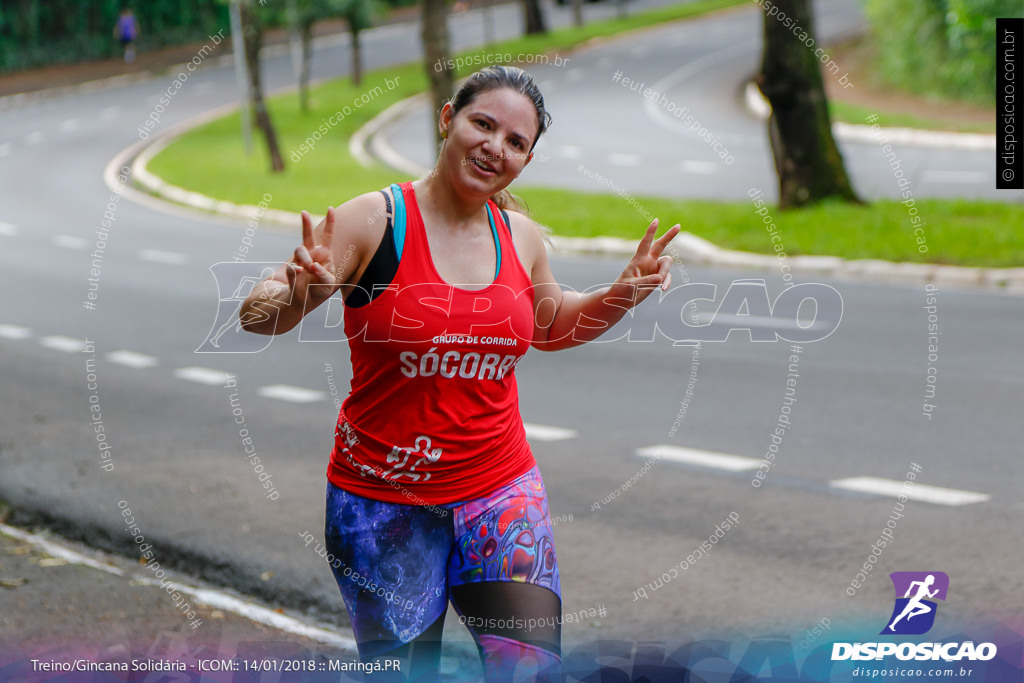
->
<box><xmin>881</xmin><ymin>571</ymin><xmax>949</xmax><ymax>635</ymax></box>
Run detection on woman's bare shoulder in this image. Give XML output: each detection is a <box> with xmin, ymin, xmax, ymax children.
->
<box><xmin>503</xmin><ymin>208</ymin><xmax>550</xmax><ymax>274</ymax></box>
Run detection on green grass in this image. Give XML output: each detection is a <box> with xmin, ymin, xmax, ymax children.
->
<box><xmin>147</xmin><ymin>0</ymin><xmax>1023</xmax><ymax>269</ymax></box>
<box><xmin>515</xmin><ymin>189</ymin><xmax>1024</xmax><ymax>268</ymax></box>
<box><xmin>828</xmin><ymin>100</ymin><xmax>995</xmax><ymax>135</ymax></box>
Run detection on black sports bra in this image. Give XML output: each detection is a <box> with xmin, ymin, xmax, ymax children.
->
<box><xmin>345</xmin><ymin>186</ymin><xmax>511</xmax><ymax>308</ymax></box>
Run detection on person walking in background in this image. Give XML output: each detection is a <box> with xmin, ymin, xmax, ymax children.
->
<box><xmin>113</xmin><ymin>8</ymin><xmax>140</xmax><ymax>64</ymax></box>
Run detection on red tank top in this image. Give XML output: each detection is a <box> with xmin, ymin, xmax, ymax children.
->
<box><xmin>327</xmin><ymin>182</ymin><xmax>537</xmax><ymax>503</ymax></box>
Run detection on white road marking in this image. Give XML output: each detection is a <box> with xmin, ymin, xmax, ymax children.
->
<box><xmin>139</xmin><ymin>249</ymin><xmax>187</xmax><ymax>265</ymax></box>
<box><xmin>565</xmin><ymin>68</ymin><xmax>585</xmax><ymax>83</ymax></box>
<box><xmin>0</xmin><ymin>523</ymin><xmax>358</xmax><ymax>651</ymax></box>
<box><xmin>59</xmin><ymin>118</ymin><xmax>80</xmax><ymax>133</ymax></box>
<box><xmin>134</xmin><ymin>578</ymin><xmax>358</xmax><ymax>650</ymax></box>
<box><xmin>596</xmin><ymin>56</ymin><xmax>614</xmax><ymax>70</ymax></box>
<box><xmin>106</xmin><ymin>350</ymin><xmax>159</xmax><ymax>368</ymax></box>
<box><xmin>524</xmin><ymin>423</ymin><xmax>578</xmax><ymax>442</ymax></box>
<box><xmin>559</xmin><ymin>144</ymin><xmax>582</xmax><ymax>159</ymax></box>
<box><xmin>51</xmin><ymin>234</ymin><xmax>88</xmax><ymax>250</ymax></box>
<box><xmin>636</xmin><ymin>445</ymin><xmax>761</xmax><ymax>472</ymax></box>
<box><xmin>0</xmin><ymin>324</ymin><xmax>32</xmax><ymax>340</ymax></box>
<box><xmin>26</xmin><ymin>131</ymin><xmax>44</xmax><ymax>145</ymax></box>
<box><xmin>630</xmin><ymin>45</ymin><xmax>651</xmax><ymax>58</ymax></box>
<box><xmin>680</xmin><ymin>160</ymin><xmax>718</xmax><ymax>174</ymax></box>
<box><xmin>174</xmin><ymin>366</ymin><xmax>233</xmax><ymax>386</ymax></box>
<box><xmin>693</xmin><ymin>312</ymin><xmax>835</xmax><ymax>332</ymax></box>
<box><xmin>920</xmin><ymin>170</ymin><xmax>988</xmax><ymax>184</ymax></box>
<box><xmin>258</xmin><ymin>384</ymin><xmax>326</xmax><ymax>403</ymax></box>
<box><xmin>0</xmin><ymin>523</ymin><xmax>124</xmax><ymax>577</ymax></box>
<box><xmin>0</xmin><ymin>222</ymin><xmax>18</xmax><ymax>236</ymax></box>
<box><xmin>0</xmin><ymin>143</ymin><xmax>11</xmax><ymax>157</ymax></box>
<box><xmin>608</xmin><ymin>152</ymin><xmax>640</xmax><ymax>166</ymax></box>
<box><xmin>40</xmin><ymin>335</ymin><xmax>88</xmax><ymax>353</ymax></box>
<box><xmin>101</xmin><ymin>106</ymin><xmax>119</xmax><ymax>119</ymax></box>
<box><xmin>829</xmin><ymin>477</ymin><xmax>990</xmax><ymax>506</ymax></box>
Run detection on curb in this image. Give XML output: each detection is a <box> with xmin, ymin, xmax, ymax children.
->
<box><xmin>742</xmin><ymin>83</ymin><xmax>997</xmax><ymax>151</ymax></box>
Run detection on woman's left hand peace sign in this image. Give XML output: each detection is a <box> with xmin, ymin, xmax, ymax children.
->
<box><xmin>610</xmin><ymin>218</ymin><xmax>681</xmax><ymax>308</ymax></box>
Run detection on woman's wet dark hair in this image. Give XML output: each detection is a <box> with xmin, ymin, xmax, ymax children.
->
<box><xmin>449</xmin><ymin>65</ymin><xmax>552</xmax><ymax>153</ymax></box>
<box><xmin>443</xmin><ymin>65</ymin><xmax>552</xmax><ymax>213</ymax></box>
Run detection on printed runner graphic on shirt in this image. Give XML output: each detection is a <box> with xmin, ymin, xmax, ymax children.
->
<box><xmin>383</xmin><ymin>435</ymin><xmax>443</xmax><ymax>481</ymax></box>
<box><xmin>337</xmin><ymin>421</ymin><xmax>442</xmax><ymax>482</ymax></box>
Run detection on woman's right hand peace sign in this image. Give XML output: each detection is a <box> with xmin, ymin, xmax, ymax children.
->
<box><xmin>286</xmin><ymin>207</ymin><xmax>339</xmax><ymax>306</ymax></box>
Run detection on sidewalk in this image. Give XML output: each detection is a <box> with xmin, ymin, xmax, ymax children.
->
<box><xmin>0</xmin><ymin>520</ymin><xmax>363</xmax><ymax>682</ymax></box>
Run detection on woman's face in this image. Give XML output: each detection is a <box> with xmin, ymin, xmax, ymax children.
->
<box><xmin>440</xmin><ymin>87</ymin><xmax>540</xmax><ymax>199</ymax></box>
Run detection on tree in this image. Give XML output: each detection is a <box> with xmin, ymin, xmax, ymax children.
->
<box><xmin>756</xmin><ymin>0</ymin><xmax>859</xmax><ymax>208</ymax></box>
<box><xmin>339</xmin><ymin>0</ymin><xmax>374</xmax><ymax>86</ymax></box>
<box><xmin>421</xmin><ymin>0</ymin><xmax>453</xmax><ymax>149</ymax></box>
<box><xmin>238</xmin><ymin>0</ymin><xmax>286</xmax><ymax>172</ymax></box>
<box><xmin>570</xmin><ymin>0</ymin><xmax>583</xmax><ymax>28</ymax></box>
<box><xmin>289</xmin><ymin>0</ymin><xmax>373</xmax><ymax>111</ymax></box>
<box><xmin>522</xmin><ymin>0</ymin><xmax>547</xmax><ymax>35</ymax></box>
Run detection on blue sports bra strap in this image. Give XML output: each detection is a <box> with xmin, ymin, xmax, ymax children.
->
<box><xmin>486</xmin><ymin>201</ymin><xmax>502</xmax><ymax>279</ymax></box>
<box><xmin>389</xmin><ymin>183</ymin><xmax>407</xmax><ymax>262</ymax></box>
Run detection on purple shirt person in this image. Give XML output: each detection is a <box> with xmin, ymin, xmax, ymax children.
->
<box><xmin>113</xmin><ymin>9</ymin><xmax>140</xmax><ymax>64</ymax></box>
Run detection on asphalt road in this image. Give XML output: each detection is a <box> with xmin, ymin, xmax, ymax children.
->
<box><xmin>1</xmin><ymin>0</ymin><xmax>1021</xmax><ymax>674</ymax></box>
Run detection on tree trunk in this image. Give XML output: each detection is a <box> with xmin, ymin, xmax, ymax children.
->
<box><xmin>522</xmin><ymin>0</ymin><xmax>546</xmax><ymax>35</ymax></box>
<box><xmin>571</xmin><ymin>0</ymin><xmax>583</xmax><ymax>28</ymax></box>
<box><xmin>421</xmin><ymin>0</ymin><xmax>453</xmax><ymax>149</ymax></box>
<box><xmin>757</xmin><ymin>0</ymin><xmax>859</xmax><ymax>208</ymax></box>
<box><xmin>240</xmin><ymin>1</ymin><xmax>285</xmax><ymax>173</ymax></box>
<box><xmin>299</xmin><ymin>20</ymin><xmax>313</xmax><ymax>112</ymax></box>
<box><xmin>350</xmin><ymin>24</ymin><xmax>363</xmax><ymax>86</ymax></box>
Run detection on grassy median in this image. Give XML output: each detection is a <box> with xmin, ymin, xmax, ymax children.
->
<box><xmin>146</xmin><ymin>0</ymin><xmax>1023</xmax><ymax>268</ymax></box>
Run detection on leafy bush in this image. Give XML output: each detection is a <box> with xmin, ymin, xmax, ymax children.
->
<box><xmin>864</xmin><ymin>0</ymin><xmax>1022</xmax><ymax>106</ymax></box>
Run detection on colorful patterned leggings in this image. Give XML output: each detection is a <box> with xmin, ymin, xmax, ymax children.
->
<box><xmin>324</xmin><ymin>464</ymin><xmax>562</xmax><ymax>682</ymax></box>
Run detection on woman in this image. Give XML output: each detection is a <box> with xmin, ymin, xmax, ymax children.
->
<box><xmin>240</xmin><ymin>65</ymin><xmax>679</xmax><ymax>681</ymax></box>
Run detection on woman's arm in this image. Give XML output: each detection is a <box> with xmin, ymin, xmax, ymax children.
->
<box><xmin>239</xmin><ymin>192</ymin><xmax>381</xmax><ymax>335</ymax></box>
<box><xmin>514</xmin><ymin>215</ymin><xmax>680</xmax><ymax>352</ymax></box>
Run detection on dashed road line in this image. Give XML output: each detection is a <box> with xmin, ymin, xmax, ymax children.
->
<box><xmin>59</xmin><ymin>118</ymin><xmax>80</xmax><ymax>133</ymax></box>
<box><xmin>565</xmin><ymin>68</ymin><xmax>585</xmax><ymax>83</ymax></box>
<box><xmin>558</xmin><ymin>144</ymin><xmax>582</xmax><ymax>159</ymax></box>
<box><xmin>106</xmin><ymin>350</ymin><xmax>159</xmax><ymax>368</ymax></box>
<box><xmin>608</xmin><ymin>152</ymin><xmax>640</xmax><ymax>166</ymax></box>
<box><xmin>636</xmin><ymin>444</ymin><xmax>761</xmax><ymax>471</ymax></box>
<box><xmin>40</xmin><ymin>335</ymin><xmax>88</xmax><ymax>353</ymax></box>
<box><xmin>139</xmin><ymin>248</ymin><xmax>188</xmax><ymax>265</ymax></box>
<box><xmin>524</xmin><ymin>423</ymin><xmax>579</xmax><ymax>442</ymax></box>
<box><xmin>0</xmin><ymin>143</ymin><xmax>10</xmax><ymax>157</ymax></box>
<box><xmin>0</xmin><ymin>221</ymin><xmax>18</xmax><ymax>236</ymax></box>
<box><xmin>51</xmin><ymin>234</ymin><xmax>88</xmax><ymax>250</ymax></box>
<box><xmin>680</xmin><ymin>160</ymin><xmax>719</xmax><ymax>174</ymax></box>
<box><xmin>0</xmin><ymin>324</ymin><xmax>31</xmax><ymax>340</ymax></box>
<box><xmin>26</xmin><ymin>131</ymin><xmax>44</xmax><ymax>145</ymax></box>
<box><xmin>693</xmin><ymin>312</ymin><xmax>836</xmax><ymax>332</ymax></box>
<box><xmin>174</xmin><ymin>366</ymin><xmax>233</xmax><ymax>386</ymax></box>
<box><xmin>257</xmin><ymin>384</ymin><xmax>326</xmax><ymax>403</ymax></box>
<box><xmin>830</xmin><ymin>476</ymin><xmax>990</xmax><ymax>506</ymax></box>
